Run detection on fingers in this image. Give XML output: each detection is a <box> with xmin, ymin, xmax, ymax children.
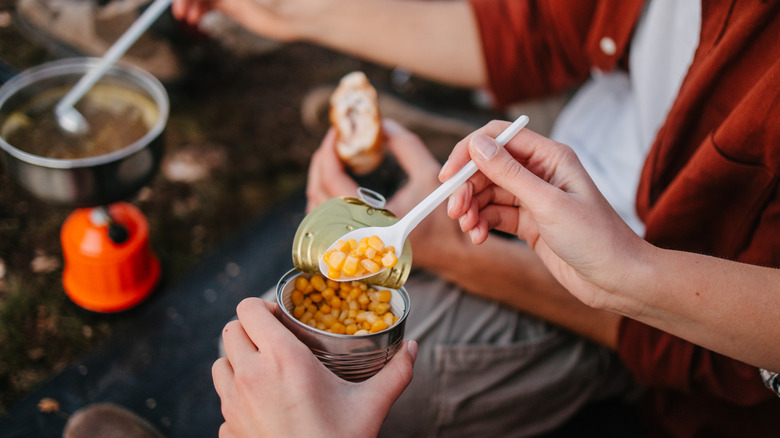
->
<box><xmin>212</xmin><ymin>357</ymin><xmax>242</xmax><ymax>427</ymax></box>
<box><xmin>218</xmin><ymin>422</ymin><xmax>235</xmax><ymax>438</ymax></box>
<box><xmin>467</xmin><ymin>132</ymin><xmax>572</xmax><ymax>213</ymax></box>
<box><xmin>442</xmin><ymin>121</ymin><xmax>589</xmax><ymax>246</ymax></box>
<box><xmin>212</xmin><ymin>357</ymin><xmax>234</xmax><ymax>401</ymax></box>
<box><xmin>171</xmin><ymin>0</ymin><xmax>209</xmax><ymax>25</ymax></box>
<box><xmin>449</xmin><ymin>182</ymin><xmax>517</xmax><ymax>226</ymax></box>
<box><xmin>220</xmin><ymin>319</ymin><xmax>260</xmax><ymax>373</ymax></box>
<box><xmin>438</xmin><ymin>120</ymin><xmax>511</xmax><ymax>182</ymax></box>
<box><xmin>234</xmin><ymin>298</ymin><xmax>309</xmax><ymax>358</ymax></box>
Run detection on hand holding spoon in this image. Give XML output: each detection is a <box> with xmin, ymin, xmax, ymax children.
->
<box><xmin>319</xmin><ymin>115</ymin><xmax>530</xmax><ymax>281</ymax></box>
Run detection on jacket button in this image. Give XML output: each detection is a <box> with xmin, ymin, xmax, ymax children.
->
<box><xmin>599</xmin><ymin>36</ymin><xmax>617</xmax><ymax>56</ymax></box>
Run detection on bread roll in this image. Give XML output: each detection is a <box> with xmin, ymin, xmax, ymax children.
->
<box><xmin>329</xmin><ymin>71</ymin><xmax>384</xmax><ymax>175</ymax></box>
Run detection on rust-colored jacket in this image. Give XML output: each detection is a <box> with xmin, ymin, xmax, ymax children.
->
<box><xmin>468</xmin><ymin>0</ymin><xmax>780</xmax><ymax>436</ymax></box>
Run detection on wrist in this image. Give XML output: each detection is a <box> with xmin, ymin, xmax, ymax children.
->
<box><xmin>600</xmin><ymin>238</ymin><xmax>664</xmax><ymax>320</ymax></box>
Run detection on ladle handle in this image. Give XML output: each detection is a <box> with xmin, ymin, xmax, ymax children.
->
<box><xmin>396</xmin><ymin>115</ymin><xmax>529</xmax><ymax>236</ymax></box>
<box><xmin>55</xmin><ymin>0</ymin><xmax>173</xmax><ymax>112</ymax></box>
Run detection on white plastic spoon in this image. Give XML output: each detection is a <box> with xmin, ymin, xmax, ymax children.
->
<box><xmin>319</xmin><ymin>114</ymin><xmax>530</xmax><ymax>281</ymax></box>
<box><xmin>55</xmin><ymin>0</ymin><xmax>173</xmax><ymax>134</ymax></box>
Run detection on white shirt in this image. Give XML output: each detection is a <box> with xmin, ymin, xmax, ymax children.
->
<box><xmin>550</xmin><ymin>0</ymin><xmax>701</xmax><ymax>235</ymax></box>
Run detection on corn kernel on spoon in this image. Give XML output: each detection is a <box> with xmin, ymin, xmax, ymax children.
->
<box><xmin>320</xmin><ymin>115</ymin><xmax>530</xmax><ymax>281</ymax></box>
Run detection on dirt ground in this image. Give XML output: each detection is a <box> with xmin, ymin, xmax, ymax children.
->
<box><xmin>0</xmin><ymin>1</ymin><xmax>494</xmax><ymax>414</ymax></box>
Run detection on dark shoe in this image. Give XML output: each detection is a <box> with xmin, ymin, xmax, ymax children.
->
<box><xmin>15</xmin><ymin>0</ymin><xmax>185</xmax><ymax>82</ymax></box>
<box><xmin>63</xmin><ymin>402</ymin><xmax>166</xmax><ymax>438</ymax></box>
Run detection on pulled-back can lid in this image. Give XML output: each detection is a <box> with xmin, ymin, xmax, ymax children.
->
<box><xmin>292</xmin><ymin>196</ymin><xmax>412</xmax><ymax>290</ymax></box>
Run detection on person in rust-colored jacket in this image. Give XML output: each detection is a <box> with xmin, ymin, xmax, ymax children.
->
<box><xmin>467</xmin><ymin>1</ymin><xmax>780</xmax><ymax>436</ymax></box>
<box><xmin>173</xmin><ymin>0</ymin><xmax>780</xmax><ymax>436</ymax></box>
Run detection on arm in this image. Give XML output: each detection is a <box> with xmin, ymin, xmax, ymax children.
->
<box><xmin>173</xmin><ymin>0</ymin><xmax>486</xmax><ymax>88</ymax></box>
<box><xmin>622</xmin><ymin>248</ymin><xmax>780</xmax><ymax>374</ymax></box>
<box><xmin>441</xmin><ymin>121</ymin><xmax>780</xmax><ymax>372</ymax></box>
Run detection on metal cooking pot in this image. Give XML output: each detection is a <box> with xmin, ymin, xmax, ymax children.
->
<box><xmin>0</xmin><ymin>57</ymin><xmax>168</xmax><ymax>208</ymax></box>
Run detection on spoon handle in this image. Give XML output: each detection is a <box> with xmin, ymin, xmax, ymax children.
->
<box><xmin>55</xmin><ymin>0</ymin><xmax>173</xmax><ymax>113</ymax></box>
<box><xmin>396</xmin><ymin>115</ymin><xmax>529</xmax><ymax>237</ymax></box>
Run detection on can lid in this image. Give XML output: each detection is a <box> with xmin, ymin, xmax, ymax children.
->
<box><xmin>292</xmin><ymin>197</ymin><xmax>412</xmax><ymax>289</ymax></box>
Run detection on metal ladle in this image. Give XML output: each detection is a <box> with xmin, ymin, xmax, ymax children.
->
<box><xmin>55</xmin><ymin>0</ymin><xmax>173</xmax><ymax>134</ymax></box>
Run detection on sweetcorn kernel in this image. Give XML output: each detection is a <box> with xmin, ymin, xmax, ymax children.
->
<box><xmin>381</xmin><ymin>251</ymin><xmax>398</xmax><ymax>269</ymax></box>
<box><xmin>326</xmin><ymin>251</ymin><xmax>346</xmax><ymax>271</ymax></box>
<box><xmin>360</xmin><ymin>259</ymin><xmax>382</xmax><ymax>274</ymax></box>
<box><xmin>294</xmin><ymin>276</ymin><xmax>309</xmax><ymax>292</ymax></box>
<box><xmin>310</xmin><ymin>275</ymin><xmax>327</xmax><ymax>292</ymax></box>
<box><xmin>322</xmin><ymin>235</ymin><xmax>398</xmax><ymax>279</ymax></box>
<box><xmin>289</xmin><ymin>274</ymin><xmax>399</xmax><ymax>335</ymax></box>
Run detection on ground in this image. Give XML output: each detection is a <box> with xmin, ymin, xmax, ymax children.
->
<box><xmin>0</xmin><ymin>0</ymin><xmax>489</xmax><ymax>414</ymax></box>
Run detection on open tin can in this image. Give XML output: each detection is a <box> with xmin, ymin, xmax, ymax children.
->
<box><xmin>275</xmin><ymin>269</ymin><xmax>410</xmax><ymax>382</ymax></box>
<box><xmin>292</xmin><ymin>194</ymin><xmax>412</xmax><ymax>290</ymax></box>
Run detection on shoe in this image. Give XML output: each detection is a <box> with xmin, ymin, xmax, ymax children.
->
<box><xmin>198</xmin><ymin>11</ymin><xmax>282</xmax><ymax>58</ymax></box>
<box><xmin>63</xmin><ymin>403</ymin><xmax>166</xmax><ymax>438</ymax></box>
<box><xmin>14</xmin><ymin>0</ymin><xmax>185</xmax><ymax>83</ymax></box>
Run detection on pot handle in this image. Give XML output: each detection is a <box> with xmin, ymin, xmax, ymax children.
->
<box><xmin>0</xmin><ymin>59</ymin><xmax>19</xmax><ymax>85</ymax></box>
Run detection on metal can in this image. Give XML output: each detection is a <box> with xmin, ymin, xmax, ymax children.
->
<box><xmin>292</xmin><ymin>195</ymin><xmax>412</xmax><ymax>290</ymax></box>
<box><xmin>275</xmin><ymin>269</ymin><xmax>410</xmax><ymax>382</ymax></box>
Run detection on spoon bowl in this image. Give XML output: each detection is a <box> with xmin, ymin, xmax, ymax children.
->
<box><xmin>320</xmin><ymin>115</ymin><xmax>529</xmax><ymax>281</ymax></box>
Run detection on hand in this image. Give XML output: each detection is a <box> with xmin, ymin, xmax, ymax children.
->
<box><xmin>306</xmin><ymin>119</ymin><xmax>470</xmax><ymax>271</ymax></box>
<box><xmin>440</xmin><ymin>121</ymin><xmax>651</xmax><ymax>306</ymax></box>
<box><xmin>213</xmin><ymin>298</ymin><xmax>417</xmax><ymax>438</ymax></box>
<box><xmin>172</xmin><ymin>0</ymin><xmax>318</xmax><ymax>41</ymax></box>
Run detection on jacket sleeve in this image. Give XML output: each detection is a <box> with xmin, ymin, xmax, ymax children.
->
<box><xmin>466</xmin><ymin>0</ymin><xmax>644</xmax><ymax>108</ymax></box>
<box><xmin>617</xmin><ymin>317</ymin><xmax>775</xmax><ymax>406</ymax></box>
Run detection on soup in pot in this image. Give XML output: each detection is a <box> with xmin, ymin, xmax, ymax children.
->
<box><xmin>0</xmin><ymin>84</ymin><xmax>158</xmax><ymax>160</ymax></box>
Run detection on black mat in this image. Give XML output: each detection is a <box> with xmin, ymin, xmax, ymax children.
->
<box><xmin>1</xmin><ymin>191</ymin><xmax>307</xmax><ymax>437</ymax></box>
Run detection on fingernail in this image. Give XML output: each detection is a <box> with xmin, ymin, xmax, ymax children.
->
<box><xmin>472</xmin><ymin>135</ymin><xmax>498</xmax><ymax>161</ymax></box>
<box><xmin>407</xmin><ymin>340</ymin><xmax>418</xmax><ymax>360</ymax></box>
<box><xmin>469</xmin><ymin>227</ymin><xmax>481</xmax><ymax>242</ymax></box>
<box><xmin>383</xmin><ymin>118</ymin><xmax>402</xmax><ymax>135</ymax></box>
<box><xmin>439</xmin><ymin>160</ymin><xmax>450</xmax><ymax>180</ymax></box>
<box><xmin>447</xmin><ymin>195</ymin><xmax>455</xmax><ymax>215</ymax></box>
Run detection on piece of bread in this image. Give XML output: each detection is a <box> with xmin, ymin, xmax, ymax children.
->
<box><xmin>329</xmin><ymin>71</ymin><xmax>384</xmax><ymax>175</ymax></box>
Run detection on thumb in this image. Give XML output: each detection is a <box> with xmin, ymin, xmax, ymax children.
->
<box><xmin>383</xmin><ymin>119</ymin><xmax>440</xmax><ymax>176</ymax></box>
<box><xmin>363</xmin><ymin>340</ymin><xmax>417</xmax><ymax>407</ymax></box>
<box><xmin>468</xmin><ymin>133</ymin><xmax>547</xmax><ymax>205</ymax></box>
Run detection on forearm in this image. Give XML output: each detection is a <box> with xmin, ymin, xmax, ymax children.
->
<box><xmin>618</xmin><ymin>246</ymin><xmax>780</xmax><ymax>372</ymax></box>
<box><xmin>427</xmin><ymin>234</ymin><xmax>622</xmax><ymax>349</ymax></box>
<box><xmin>246</xmin><ymin>0</ymin><xmax>487</xmax><ymax>88</ymax></box>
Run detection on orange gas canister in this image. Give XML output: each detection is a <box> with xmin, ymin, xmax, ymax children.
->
<box><xmin>61</xmin><ymin>202</ymin><xmax>160</xmax><ymax>312</ymax></box>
